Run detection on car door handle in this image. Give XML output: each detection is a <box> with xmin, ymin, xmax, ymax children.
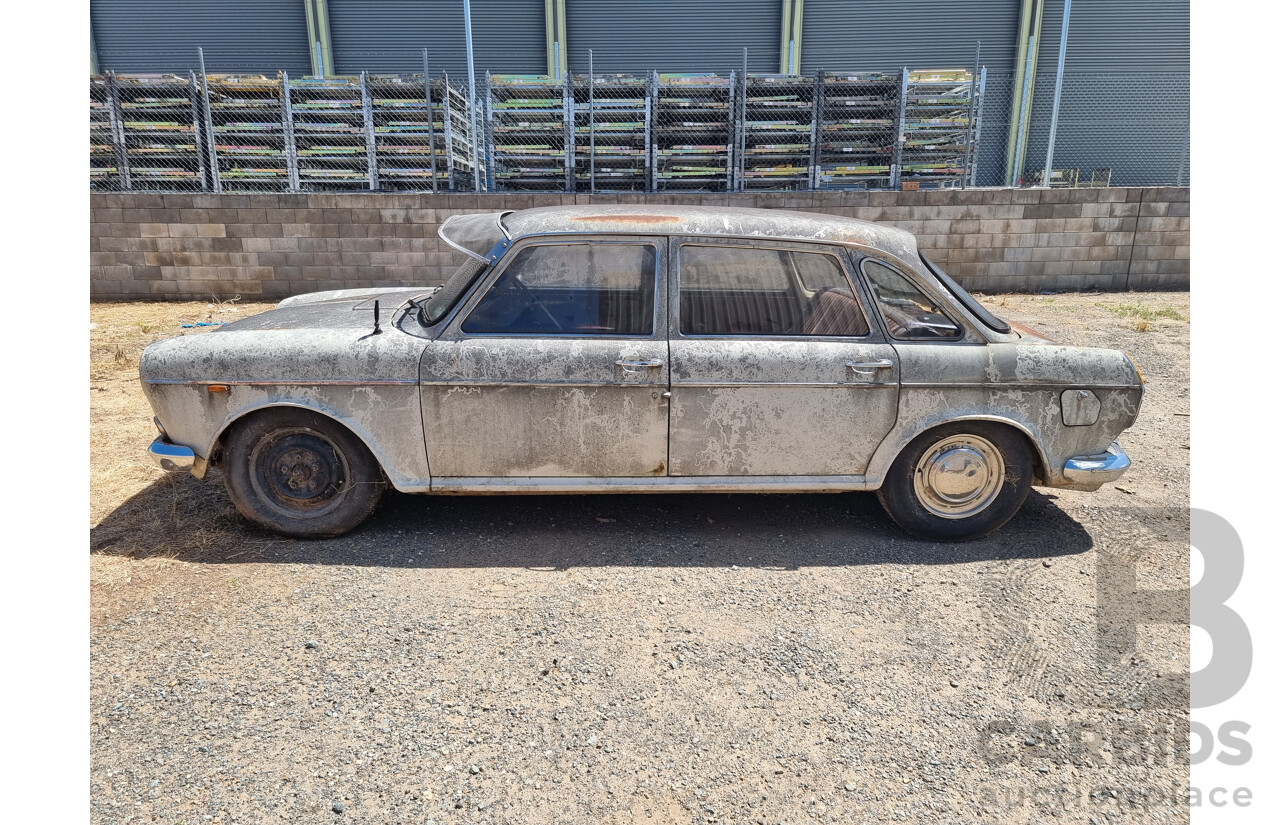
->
<box><xmin>845</xmin><ymin>359</ymin><xmax>894</xmax><ymax>376</ymax></box>
<box><xmin>615</xmin><ymin>359</ymin><xmax>664</xmax><ymax>369</ymax></box>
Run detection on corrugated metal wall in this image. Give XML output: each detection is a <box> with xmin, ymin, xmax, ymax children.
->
<box><xmin>801</xmin><ymin>0</ymin><xmax>1020</xmax><ymax>73</ymax></box>
<box><xmin>1010</xmin><ymin>0</ymin><xmax>1190</xmax><ymax>186</ymax></box>
<box><xmin>91</xmin><ymin>0</ymin><xmax>312</xmax><ymax>74</ymax></box>
<box><xmin>566</xmin><ymin>0</ymin><xmax>779</xmax><ymax>74</ymax></box>
<box><xmin>328</xmin><ymin>0</ymin><xmax>545</xmax><ymax>77</ymax></box>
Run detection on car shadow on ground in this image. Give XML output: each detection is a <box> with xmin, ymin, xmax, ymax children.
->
<box><xmin>91</xmin><ymin>472</ymin><xmax>1093</xmax><ymax>570</ymax></box>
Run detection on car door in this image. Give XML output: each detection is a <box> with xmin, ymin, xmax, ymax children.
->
<box><xmin>420</xmin><ymin>235</ymin><xmax>670</xmax><ymax>479</ymax></box>
<box><xmin>667</xmin><ymin>237</ymin><xmax>899</xmax><ymax>477</ymax></box>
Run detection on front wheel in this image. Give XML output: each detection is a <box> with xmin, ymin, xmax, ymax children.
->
<box><xmin>223</xmin><ymin>408</ymin><xmax>386</xmax><ymax>538</ymax></box>
<box><xmin>876</xmin><ymin>422</ymin><xmax>1033</xmax><ymax>541</ymax></box>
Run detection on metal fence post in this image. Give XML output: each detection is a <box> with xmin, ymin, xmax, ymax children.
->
<box><xmin>463</xmin><ymin>0</ymin><xmax>481</xmax><ymax>192</ymax></box>
<box><xmin>442</xmin><ymin>71</ymin><xmax>456</xmax><ymax>191</ymax></box>
<box><xmin>359</xmin><ymin>72</ymin><xmax>378</xmax><ymax>190</ymax></box>
<box><xmin>962</xmin><ymin>42</ymin><xmax>981</xmax><ymax>189</ymax></box>
<box><xmin>892</xmin><ymin>67</ymin><xmax>908</xmax><ymax>189</ymax></box>
<box><xmin>588</xmin><ymin>50</ymin><xmax>596</xmax><ymax>194</ymax></box>
<box><xmin>424</xmin><ymin>50</ymin><xmax>437</xmax><ymax>194</ymax></box>
<box><xmin>281</xmin><ymin>71</ymin><xmax>300</xmax><ymax>192</ymax></box>
<box><xmin>197</xmin><ymin>48</ymin><xmax>219</xmax><ymax>193</ymax></box>
<box><xmin>969</xmin><ymin>68</ymin><xmax>987</xmax><ymax>188</ymax></box>
<box><xmin>187</xmin><ymin>71</ymin><xmax>209</xmax><ymax>191</ymax></box>
<box><xmin>1042</xmin><ymin>0</ymin><xmax>1071</xmax><ymax>188</ymax></box>
<box><xmin>106</xmin><ymin>71</ymin><xmax>132</xmax><ymax>191</ymax></box>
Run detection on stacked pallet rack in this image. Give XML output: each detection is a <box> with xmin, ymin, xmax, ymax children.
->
<box><xmin>442</xmin><ymin>72</ymin><xmax>484</xmax><ymax>191</ymax></box>
<box><xmin>815</xmin><ymin>71</ymin><xmax>900</xmax><ymax>190</ymax></box>
<box><xmin>653</xmin><ymin>73</ymin><xmax>735</xmax><ymax>192</ymax></box>
<box><xmin>899</xmin><ymin>69</ymin><xmax>976</xmax><ymax>189</ymax></box>
<box><xmin>738</xmin><ymin>74</ymin><xmax>816</xmax><ymax>191</ymax></box>
<box><xmin>288</xmin><ymin>73</ymin><xmax>376</xmax><ymax>191</ymax></box>
<box><xmin>114</xmin><ymin>73</ymin><xmax>206</xmax><ymax>190</ymax></box>
<box><xmin>487</xmin><ymin>73</ymin><xmax>571</xmax><ymax>192</ymax></box>
<box><xmin>90</xmin><ymin>75</ymin><xmax>125</xmax><ymax>190</ymax></box>
<box><xmin>574</xmin><ymin>71</ymin><xmax>650</xmax><ymax>193</ymax></box>
<box><xmin>203</xmin><ymin>73</ymin><xmax>291</xmax><ymax>192</ymax></box>
<box><xmin>368</xmin><ymin>71</ymin><xmax>449</xmax><ymax>192</ymax></box>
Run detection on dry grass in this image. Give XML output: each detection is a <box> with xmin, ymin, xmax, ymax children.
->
<box><xmin>89</xmin><ymin>300</ymin><xmax>275</xmax><ymax>562</ymax></box>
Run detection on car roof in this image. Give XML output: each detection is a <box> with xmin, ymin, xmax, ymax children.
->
<box><xmin>500</xmin><ymin>204</ymin><xmax>921</xmax><ymax>265</ymax></box>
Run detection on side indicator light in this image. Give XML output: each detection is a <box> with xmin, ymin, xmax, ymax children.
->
<box><xmin>207</xmin><ymin>384</ymin><xmax>230</xmax><ymax>394</ymax></box>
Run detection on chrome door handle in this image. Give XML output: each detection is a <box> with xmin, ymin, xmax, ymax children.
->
<box><xmin>845</xmin><ymin>359</ymin><xmax>894</xmax><ymax>376</ymax></box>
<box><xmin>615</xmin><ymin>358</ymin><xmax>664</xmax><ymax>369</ymax></box>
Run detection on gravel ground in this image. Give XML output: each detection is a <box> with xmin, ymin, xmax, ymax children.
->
<box><xmin>90</xmin><ymin>291</ymin><xmax>1190</xmax><ymax>825</ymax></box>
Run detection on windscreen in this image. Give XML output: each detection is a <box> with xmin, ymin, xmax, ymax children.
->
<box><xmin>422</xmin><ymin>258</ymin><xmax>489</xmax><ymax>324</ymax></box>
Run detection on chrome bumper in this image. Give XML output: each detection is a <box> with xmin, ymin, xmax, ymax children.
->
<box><xmin>148</xmin><ymin>436</ymin><xmax>196</xmax><ymax>473</ymax></box>
<box><xmin>1063</xmin><ymin>440</ymin><xmax>1130</xmax><ymax>486</ymax></box>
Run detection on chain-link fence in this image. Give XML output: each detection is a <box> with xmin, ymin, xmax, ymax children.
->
<box><xmin>972</xmin><ymin>72</ymin><xmax>1189</xmax><ymax>188</ymax></box>
<box><xmin>90</xmin><ymin>63</ymin><xmax>1189</xmax><ymax>193</ymax></box>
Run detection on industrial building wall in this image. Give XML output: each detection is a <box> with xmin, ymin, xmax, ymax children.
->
<box><xmin>800</xmin><ymin>0</ymin><xmax>1021</xmax><ymax>73</ymax></box>
<box><xmin>91</xmin><ymin>0</ymin><xmax>313</xmax><ymax>74</ymax></box>
<box><xmin>1015</xmin><ymin>0</ymin><xmax>1191</xmax><ymax>187</ymax></box>
<box><xmin>565</xmin><ymin>0</ymin><xmax>780</xmax><ymax>74</ymax></box>
<box><xmin>327</xmin><ymin>0</ymin><xmax>545</xmax><ymax>77</ymax></box>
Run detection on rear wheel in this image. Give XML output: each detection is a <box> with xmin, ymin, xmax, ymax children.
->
<box><xmin>223</xmin><ymin>408</ymin><xmax>385</xmax><ymax>538</ymax></box>
<box><xmin>876</xmin><ymin>422</ymin><xmax>1033</xmax><ymax>541</ymax></box>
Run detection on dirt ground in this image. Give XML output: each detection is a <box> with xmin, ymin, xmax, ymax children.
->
<box><xmin>90</xmin><ymin>291</ymin><xmax>1191</xmax><ymax>824</ymax></box>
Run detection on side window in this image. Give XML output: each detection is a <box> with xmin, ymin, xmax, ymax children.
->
<box><xmin>462</xmin><ymin>243</ymin><xmax>657</xmax><ymax>335</ymax></box>
<box><xmin>862</xmin><ymin>259</ymin><xmax>962</xmax><ymax>340</ymax></box>
<box><xmin>679</xmin><ymin>245</ymin><xmax>869</xmax><ymax>337</ymax></box>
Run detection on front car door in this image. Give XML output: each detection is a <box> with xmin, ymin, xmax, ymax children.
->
<box><xmin>667</xmin><ymin>237</ymin><xmax>900</xmax><ymax>477</ymax></box>
<box><xmin>420</xmin><ymin>235</ymin><xmax>670</xmax><ymax>480</ymax></box>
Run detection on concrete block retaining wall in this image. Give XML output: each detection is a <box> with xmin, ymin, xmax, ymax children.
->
<box><xmin>90</xmin><ymin>187</ymin><xmax>1189</xmax><ymax>301</ymax></box>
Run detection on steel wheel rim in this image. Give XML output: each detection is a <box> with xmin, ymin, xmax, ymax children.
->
<box><xmin>248</xmin><ymin>427</ymin><xmax>350</xmax><ymax>520</ymax></box>
<box><xmin>912</xmin><ymin>434</ymin><xmax>1005</xmax><ymax>520</ymax></box>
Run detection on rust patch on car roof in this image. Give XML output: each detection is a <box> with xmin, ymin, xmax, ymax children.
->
<box><xmin>571</xmin><ymin>214</ymin><xmax>680</xmax><ymax>224</ymax></box>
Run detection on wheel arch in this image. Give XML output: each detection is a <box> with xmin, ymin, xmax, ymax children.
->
<box><xmin>211</xmin><ymin>401</ymin><xmax>390</xmax><ymax>481</ymax></box>
<box><xmin>867</xmin><ymin>414</ymin><xmax>1050</xmax><ymax>488</ymax></box>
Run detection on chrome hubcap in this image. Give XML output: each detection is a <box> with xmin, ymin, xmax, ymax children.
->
<box><xmin>913</xmin><ymin>434</ymin><xmax>1004</xmax><ymax>519</ymax></box>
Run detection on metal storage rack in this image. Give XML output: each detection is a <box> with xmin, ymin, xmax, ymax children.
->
<box><xmin>288</xmin><ymin>74</ymin><xmax>375</xmax><ymax>191</ymax></box>
<box><xmin>739</xmin><ymin>74</ymin><xmax>816</xmax><ymax>191</ymax></box>
<box><xmin>114</xmin><ymin>73</ymin><xmax>206</xmax><ymax>191</ymax></box>
<box><xmin>442</xmin><ymin>72</ymin><xmax>484</xmax><ymax>191</ymax></box>
<box><xmin>90</xmin><ymin>75</ymin><xmax>125</xmax><ymax>190</ymax></box>
<box><xmin>654</xmin><ymin>72</ymin><xmax>735</xmax><ymax>192</ymax></box>
<box><xmin>574</xmin><ymin>72</ymin><xmax>650</xmax><ymax>193</ymax></box>
<box><xmin>815</xmin><ymin>71</ymin><xmax>899</xmax><ymax>190</ymax></box>
<box><xmin>203</xmin><ymin>74</ymin><xmax>291</xmax><ymax>192</ymax></box>
<box><xmin>900</xmin><ymin>69</ymin><xmax>975</xmax><ymax>189</ymax></box>
<box><xmin>369</xmin><ymin>73</ymin><xmax>448</xmax><ymax>192</ymax></box>
<box><xmin>487</xmin><ymin>73</ymin><xmax>571</xmax><ymax>192</ymax></box>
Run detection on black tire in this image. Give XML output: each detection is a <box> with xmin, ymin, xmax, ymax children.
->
<box><xmin>223</xmin><ymin>408</ymin><xmax>386</xmax><ymax>538</ymax></box>
<box><xmin>875</xmin><ymin>422</ymin><xmax>1033</xmax><ymax>541</ymax></box>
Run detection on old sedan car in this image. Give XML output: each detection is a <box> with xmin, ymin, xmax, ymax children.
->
<box><xmin>141</xmin><ymin>205</ymin><xmax>1142</xmax><ymax>540</ymax></box>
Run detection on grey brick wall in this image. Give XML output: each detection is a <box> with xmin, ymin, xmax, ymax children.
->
<box><xmin>90</xmin><ymin>188</ymin><xmax>1189</xmax><ymax>301</ymax></box>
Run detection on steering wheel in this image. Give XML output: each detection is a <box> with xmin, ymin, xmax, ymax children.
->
<box><xmin>509</xmin><ymin>276</ymin><xmax>564</xmax><ymax>332</ymax></box>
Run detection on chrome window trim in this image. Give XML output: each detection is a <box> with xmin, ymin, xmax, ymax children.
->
<box><xmin>669</xmin><ymin>237</ymin><xmax>877</xmax><ymax>342</ymax></box>
<box><xmin>451</xmin><ymin>237</ymin><xmax>665</xmax><ymax>342</ymax></box>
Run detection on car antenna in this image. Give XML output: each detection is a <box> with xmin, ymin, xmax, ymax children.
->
<box><xmin>371</xmin><ymin>300</ymin><xmax>383</xmax><ymax>335</ymax></box>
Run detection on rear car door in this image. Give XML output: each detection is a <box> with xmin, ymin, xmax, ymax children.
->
<box><xmin>420</xmin><ymin>236</ymin><xmax>670</xmax><ymax>479</ymax></box>
<box><xmin>667</xmin><ymin>238</ymin><xmax>899</xmax><ymax>477</ymax></box>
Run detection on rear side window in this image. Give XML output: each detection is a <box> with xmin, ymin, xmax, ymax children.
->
<box><xmin>462</xmin><ymin>243</ymin><xmax>657</xmax><ymax>335</ymax></box>
<box><xmin>678</xmin><ymin>245</ymin><xmax>869</xmax><ymax>337</ymax></box>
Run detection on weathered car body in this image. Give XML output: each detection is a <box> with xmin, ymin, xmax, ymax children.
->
<box><xmin>141</xmin><ymin>205</ymin><xmax>1141</xmax><ymax>539</ymax></box>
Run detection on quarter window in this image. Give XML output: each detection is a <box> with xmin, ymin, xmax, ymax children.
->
<box><xmin>862</xmin><ymin>259</ymin><xmax>962</xmax><ymax>340</ymax></box>
<box><xmin>678</xmin><ymin>245</ymin><xmax>869</xmax><ymax>337</ymax></box>
<box><xmin>462</xmin><ymin>243</ymin><xmax>657</xmax><ymax>335</ymax></box>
